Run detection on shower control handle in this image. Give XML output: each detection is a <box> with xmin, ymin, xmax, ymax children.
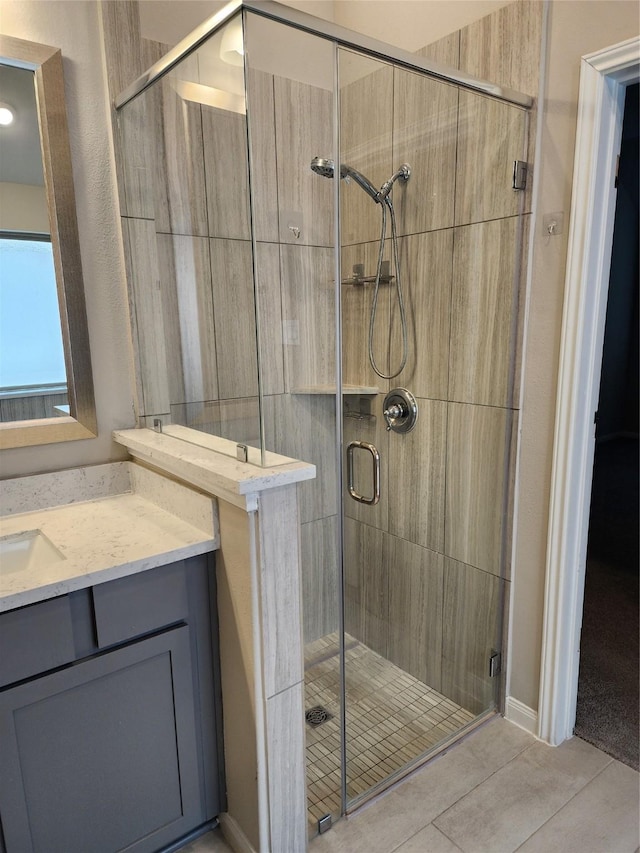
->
<box><xmin>383</xmin><ymin>403</ymin><xmax>404</xmax><ymax>425</ymax></box>
<box><xmin>383</xmin><ymin>388</ymin><xmax>418</xmax><ymax>433</ymax></box>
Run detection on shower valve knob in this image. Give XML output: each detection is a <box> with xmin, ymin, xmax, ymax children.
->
<box><xmin>382</xmin><ymin>389</ymin><xmax>418</xmax><ymax>434</ymax></box>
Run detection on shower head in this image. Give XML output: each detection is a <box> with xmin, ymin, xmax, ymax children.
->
<box><xmin>310</xmin><ymin>157</ymin><xmax>336</xmax><ymax>179</ymax></box>
<box><xmin>310</xmin><ymin>156</ymin><xmax>381</xmax><ymax>203</ymax></box>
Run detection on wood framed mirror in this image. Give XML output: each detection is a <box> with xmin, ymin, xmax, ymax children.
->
<box><xmin>0</xmin><ymin>34</ymin><xmax>96</xmax><ymax>450</ymax></box>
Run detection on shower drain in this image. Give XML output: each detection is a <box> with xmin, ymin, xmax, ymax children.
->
<box><xmin>305</xmin><ymin>706</ymin><xmax>333</xmax><ymax>728</ymax></box>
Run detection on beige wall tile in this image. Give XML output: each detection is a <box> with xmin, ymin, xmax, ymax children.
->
<box><xmin>388</xmin><ymin>398</ymin><xmax>447</xmax><ymax>553</ymax></box>
<box><xmin>255</xmin><ymin>242</ymin><xmax>284</xmax><ymax>397</ymax></box>
<box><xmin>445</xmin><ymin>402</ymin><xmax>508</xmax><ymax>575</ymax></box>
<box><xmin>156</xmin><ymin>234</ymin><xmax>218</xmax><ymax>406</ymax></box>
<box><xmin>172</xmin><ymin>398</ymin><xmax>260</xmax><ymax>447</ymax></box>
<box><xmin>449</xmin><ymin>217</ymin><xmax>521</xmax><ymax>407</ymax></box>
<box><xmin>391</xmin><ymin>229</ymin><xmax>453</xmax><ymax>400</ymax></box>
<box><xmin>280</xmin><ymin>244</ymin><xmax>336</xmax><ymax>392</ymax></box>
<box><xmin>209</xmin><ymin>238</ymin><xmax>259</xmax><ymax>400</ymax></box>
<box><xmin>393</xmin><ymin>67</ymin><xmax>458</xmax><ymax>235</ymax></box>
<box><xmin>300</xmin><ymin>516</ymin><xmax>340</xmax><ymax>644</ymax></box>
<box><xmin>274</xmin><ymin>77</ymin><xmax>333</xmax><ymax>247</ymax></box>
<box><xmin>262</xmin><ymin>393</ymin><xmax>338</xmax><ymax>524</ymax></box>
<box><xmin>155</xmin><ymin>83</ymin><xmax>208</xmax><ymax>237</ymax></box>
<box><xmin>455</xmin><ymin>92</ymin><xmax>527</xmax><ymax>226</ymax></box>
<box><xmin>459</xmin><ymin>1</ymin><xmax>543</xmax><ymax>97</ymax></box>
<box><xmin>415</xmin><ymin>31</ymin><xmax>460</xmax><ymax>68</ymax></box>
<box><xmin>442</xmin><ymin>557</ymin><xmax>502</xmax><ymax>714</ymax></box>
<box><xmin>344</xmin><ymin>517</ymin><xmax>388</xmax><ymax>657</ymax></box>
<box><xmin>202</xmin><ymin>106</ymin><xmax>251</xmax><ymax>240</ymax></box>
<box><xmin>246</xmin><ymin>69</ymin><xmax>279</xmax><ymax>243</ymax></box>
<box><xmin>341</xmin><ymin>241</ymin><xmax>390</xmax><ymax>393</ymax></box>
<box><xmin>266</xmin><ymin>683</ymin><xmax>307</xmax><ymax>853</ymax></box>
<box><xmin>100</xmin><ymin>0</ymin><xmax>147</xmax><ymax>218</ymax></box>
<box><xmin>339</xmin><ymin>59</ymin><xmax>393</xmax><ymax>247</ymax></box>
<box><xmin>117</xmin><ymin>95</ymin><xmax>156</xmax><ymax>220</ymax></box>
<box><xmin>387</xmin><ymin>535</ymin><xmax>444</xmax><ymax>691</ymax></box>
<box><xmin>259</xmin><ymin>485</ymin><xmax>304</xmax><ymax>696</ymax></box>
<box><xmin>122</xmin><ymin>218</ymin><xmax>170</xmax><ymax>416</ymax></box>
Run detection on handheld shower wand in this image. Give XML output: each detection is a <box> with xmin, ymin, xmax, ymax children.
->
<box><xmin>310</xmin><ymin>156</ymin><xmax>411</xmax><ymax>379</ymax></box>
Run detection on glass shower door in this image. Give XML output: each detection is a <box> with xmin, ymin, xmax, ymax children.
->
<box><xmin>338</xmin><ymin>46</ymin><xmax>527</xmax><ymax>806</ymax></box>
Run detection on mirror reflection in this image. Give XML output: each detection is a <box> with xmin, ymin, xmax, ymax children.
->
<box><xmin>0</xmin><ymin>63</ymin><xmax>69</xmax><ymax>423</ymax></box>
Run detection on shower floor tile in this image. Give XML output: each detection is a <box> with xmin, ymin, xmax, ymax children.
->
<box><xmin>304</xmin><ymin>633</ymin><xmax>475</xmax><ymax>836</ymax></box>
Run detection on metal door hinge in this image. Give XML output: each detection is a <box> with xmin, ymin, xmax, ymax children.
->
<box><xmin>318</xmin><ymin>814</ymin><xmax>332</xmax><ymax>834</ymax></box>
<box><xmin>512</xmin><ymin>160</ymin><xmax>528</xmax><ymax>191</ymax></box>
<box><xmin>489</xmin><ymin>650</ymin><xmax>502</xmax><ymax>678</ymax></box>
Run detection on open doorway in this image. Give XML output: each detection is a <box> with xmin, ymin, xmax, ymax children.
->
<box><xmin>574</xmin><ymin>82</ymin><xmax>639</xmax><ymax>770</ymax></box>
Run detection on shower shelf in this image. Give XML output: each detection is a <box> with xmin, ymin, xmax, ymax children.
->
<box><xmin>290</xmin><ymin>385</ymin><xmax>379</xmax><ymax>396</ymax></box>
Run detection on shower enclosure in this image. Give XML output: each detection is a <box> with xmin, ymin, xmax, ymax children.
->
<box><xmin>115</xmin><ymin>0</ymin><xmax>531</xmax><ymax>839</ymax></box>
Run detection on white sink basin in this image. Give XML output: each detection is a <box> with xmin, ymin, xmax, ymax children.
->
<box><xmin>0</xmin><ymin>530</ymin><xmax>66</xmax><ymax>576</ymax></box>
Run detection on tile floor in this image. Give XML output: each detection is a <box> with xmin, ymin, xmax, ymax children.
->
<box><xmin>304</xmin><ymin>633</ymin><xmax>475</xmax><ymax>833</ymax></box>
<box><xmin>178</xmin><ymin>717</ymin><xmax>640</xmax><ymax>853</ymax></box>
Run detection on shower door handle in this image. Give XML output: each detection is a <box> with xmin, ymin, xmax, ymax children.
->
<box><xmin>347</xmin><ymin>441</ymin><xmax>380</xmax><ymax>505</ymax></box>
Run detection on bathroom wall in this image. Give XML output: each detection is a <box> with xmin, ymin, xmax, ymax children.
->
<box><xmin>0</xmin><ymin>0</ymin><xmax>136</xmax><ymax>479</ymax></box>
<box><xmin>510</xmin><ymin>0</ymin><xmax>640</xmax><ymax>714</ymax></box>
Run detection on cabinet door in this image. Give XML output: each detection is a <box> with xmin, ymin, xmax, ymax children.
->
<box><xmin>0</xmin><ymin>627</ymin><xmax>201</xmax><ymax>853</ymax></box>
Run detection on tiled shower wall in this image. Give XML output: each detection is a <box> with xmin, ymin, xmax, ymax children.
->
<box><xmin>340</xmin><ymin>2</ymin><xmax>542</xmax><ymax>715</ymax></box>
<box><xmin>102</xmin><ymin>1</ymin><xmax>542</xmax><ymax>715</ymax></box>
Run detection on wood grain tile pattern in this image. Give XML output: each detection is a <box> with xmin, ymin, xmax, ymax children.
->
<box><xmin>209</xmin><ymin>238</ymin><xmax>259</xmax><ymax>400</ymax></box>
<box><xmin>415</xmin><ymin>31</ymin><xmax>460</xmax><ymax>68</ymax></box>
<box><xmin>442</xmin><ymin>557</ymin><xmax>501</xmax><ymax>715</ymax></box>
<box><xmin>449</xmin><ymin>217</ymin><xmax>521</xmax><ymax>407</ymax></box>
<box><xmin>255</xmin><ymin>242</ymin><xmax>285</xmax><ymax>396</ymax></box>
<box><xmin>388</xmin><ymin>398</ymin><xmax>447</xmax><ymax>553</ymax></box>
<box><xmin>387</xmin><ymin>536</ymin><xmax>444</xmax><ymax>691</ymax></box>
<box><xmin>280</xmin><ymin>244</ymin><xmax>336</xmax><ymax>392</ymax></box>
<box><xmin>202</xmin><ymin>106</ymin><xmax>251</xmax><ymax>239</ymax></box>
<box><xmin>267</xmin><ymin>684</ymin><xmax>307</xmax><ymax>853</ymax></box>
<box><xmin>343</xmin><ymin>518</ymin><xmax>388</xmax><ymax>658</ymax></box>
<box><xmin>274</xmin><ymin>77</ymin><xmax>333</xmax><ymax>247</ymax></box>
<box><xmin>459</xmin><ymin>1</ymin><xmax>543</xmax><ymax>97</ymax></box>
<box><xmin>156</xmin><ymin>234</ymin><xmax>218</xmax><ymax>406</ymax></box>
<box><xmin>171</xmin><ymin>398</ymin><xmax>260</xmax><ymax>447</ymax></box>
<box><xmin>341</xmin><ymin>240</ymin><xmax>390</xmax><ymax>393</ymax></box>
<box><xmin>259</xmin><ymin>485</ymin><xmax>304</xmax><ymax>696</ymax></box>
<box><xmin>455</xmin><ymin>92</ymin><xmax>526</xmax><ymax>226</ymax></box>
<box><xmin>300</xmin><ymin>516</ymin><xmax>340</xmax><ymax>645</ymax></box>
<box><xmin>339</xmin><ymin>61</ymin><xmax>393</xmax><ymax>247</ymax></box>
<box><xmin>445</xmin><ymin>402</ymin><xmax>508</xmax><ymax>575</ymax></box>
<box><xmin>393</xmin><ymin>67</ymin><xmax>458</xmax><ymax>236</ymax></box>
<box><xmin>246</xmin><ymin>69</ymin><xmax>279</xmax><ymax>243</ymax></box>
<box><xmin>390</xmin><ymin>229</ymin><xmax>453</xmax><ymax>400</ymax></box>
<box><xmin>155</xmin><ymin>81</ymin><xmax>209</xmax><ymax>237</ymax></box>
<box><xmin>262</xmin><ymin>393</ymin><xmax>338</xmax><ymax>524</ymax></box>
<box><xmin>122</xmin><ymin>218</ymin><xmax>170</xmax><ymax>415</ymax></box>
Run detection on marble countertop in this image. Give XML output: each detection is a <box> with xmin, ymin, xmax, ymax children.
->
<box><xmin>0</xmin><ymin>463</ymin><xmax>219</xmax><ymax>612</ymax></box>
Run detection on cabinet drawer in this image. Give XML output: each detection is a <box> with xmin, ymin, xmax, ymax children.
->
<box><xmin>92</xmin><ymin>562</ymin><xmax>189</xmax><ymax>647</ymax></box>
<box><xmin>0</xmin><ymin>596</ymin><xmax>75</xmax><ymax>688</ymax></box>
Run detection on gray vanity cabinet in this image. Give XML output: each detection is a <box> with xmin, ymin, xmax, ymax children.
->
<box><xmin>0</xmin><ymin>555</ymin><xmax>224</xmax><ymax>853</ymax></box>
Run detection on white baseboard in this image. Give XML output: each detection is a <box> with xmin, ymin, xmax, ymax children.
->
<box><xmin>219</xmin><ymin>813</ymin><xmax>257</xmax><ymax>853</ymax></box>
<box><xmin>505</xmin><ymin>696</ymin><xmax>539</xmax><ymax>737</ymax></box>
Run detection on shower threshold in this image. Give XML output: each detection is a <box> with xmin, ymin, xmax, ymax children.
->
<box><xmin>304</xmin><ymin>633</ymin><xmax>477</xmax><ymax>837</ymax></box>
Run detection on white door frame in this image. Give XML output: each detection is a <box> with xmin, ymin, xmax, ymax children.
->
<box><xmin>537</xmin><ymin>36</ymin><xmax>640</xmax><ymax>746</ymax></box>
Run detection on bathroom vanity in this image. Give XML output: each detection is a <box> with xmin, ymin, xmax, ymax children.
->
<box><xmin>0</xmin><ymin>464</ymin><xmax>222</xmax><ymax>853</ymax></box>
